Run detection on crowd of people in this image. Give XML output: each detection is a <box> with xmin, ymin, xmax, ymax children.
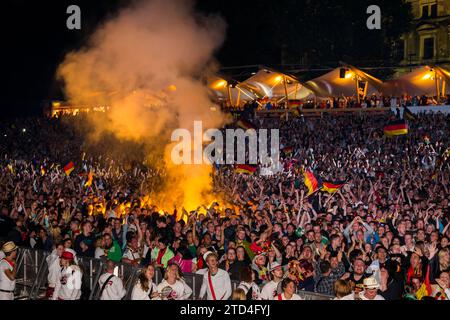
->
<box><xmin>1</xmin><ymin>108</ymin><xmax>449</xmax><ymax>301</ymax></box>
<box><xmin>223</xmin><ymin>93</ymin><xmax>450</xmax><ymax>112</ymax></box>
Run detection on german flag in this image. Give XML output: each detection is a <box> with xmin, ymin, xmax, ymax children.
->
<box><xmin>236</xmin><ymin>119</ymin><xmax>255</xmax><ymax>130</ymax></box>
<box><xmin>403</xmin><ymin>106</ymin><xmax>417</xmax><ymax>121</ymax></box>
<box><xmin>303</xmin><ymin>170</ymin><xmax>322</xmax><ymax>195</ymax></box>
<box><xmin>64</xmin><ymin>161</ymin><xmax>75</xmax><ymax>176</ymax></box>
<box><xmin>235</xmin><ymin>164</ymin><xmax>257</xmax><ymax>175</ymax></box>
<box><xmin>322</xmin><ymin>180</ymin><xmax>346</xmax><ymax>194</ymax></box>
<box><xmin>384</xmin><ymin>120</ymin><xmax>408</xmax><ymax>136</ymax></box>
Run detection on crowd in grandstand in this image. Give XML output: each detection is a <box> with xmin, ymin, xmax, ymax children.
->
<box><xmin>229</xmin><ymin>93</ymin><xmax>450</xmax><ymax>111</ymax></box>
<box><xmin>1</xmin><ymin>108</ymin><xmax>449</xmax><ymax>300</ymax></box>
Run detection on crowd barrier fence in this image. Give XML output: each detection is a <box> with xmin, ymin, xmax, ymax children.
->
<box><xmin>13</xmin><ymin>247</ymin><xmax>333</xmax><ymax>300</ymax></box>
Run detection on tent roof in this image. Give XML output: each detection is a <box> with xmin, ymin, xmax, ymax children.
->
<box><xmin>207</xmin><ymin>77</ymin><xmax>259</xmax><ymax>104</ymax></box>
<box><xmin>241</xmin><ymin>68</ymin><xmax>314</xmax><ymax>101</ymax></box>
<box><xmin>382</xmin><ymin>66</ymin><xmax>448</xmax><ymax>96</ymax></box>
<box><xmin>304</xmin><ymin>67</ymin><xmax>381</xmax><ymax>98</ymax></box>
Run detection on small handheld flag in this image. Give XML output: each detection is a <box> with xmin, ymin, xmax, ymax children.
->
<box><xmin>384</xmin><ymin>120</ymin><xmax>408</xmax><ymax>136</ymax></box>
<box><xmin>303</xmin><ymin>170</ymin><xmax>322</xmax><ymax>195</ymax></box>
<box><xmin>322</xmin><ymin>180</ymin><xmax>346</xmax><ymax>194</ymax></box>
<box><xmin>235</xmin><ymin>164</ymin><xmax>257</xmax><ymax>175</ymax></box>
<box><xmin>403</xmin><ymin>106</ymin><xmax>417</xmax><ymax>121</ymax></box>
<box><xmin>64</xmin><ymin>161</ymin><xmax>75</xmax><ymax>176</ymax></box>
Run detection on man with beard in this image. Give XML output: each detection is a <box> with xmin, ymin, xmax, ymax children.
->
<box><xmin>219</xmin><ymin>247</ymin><xmax>244</xmax><ymax>281</ymax></box>
<box><xmin>341</xmin><ymin>258</ymin><xmax>369</xmax><ymax>294</ymax></box>
<box><xmin>103</xmin><ymin>233</ymin><xmax>122</xmax><ymax>262</ymax></box>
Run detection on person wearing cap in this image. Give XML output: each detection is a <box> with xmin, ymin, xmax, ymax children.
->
<box><xmin>199</xmin><ymin>251</ymin><xmax>232</xmax><ymax>300</ymax></box>
<box><xmin>0</xmin><ymin>241</ymin><xmax>17</xmax><ymax>300</ymax></box>
<box><xmin>52</xmin><ymin>250</ymin><xmax>82</xmax><ymax>300</ymax></box>
<box><xmin>98</xmin><ymin>260</ymin><xmax>126</xmax><ymax>300</ymax></box>
<box><xmin>260</xmin><ymin>261</ymin><xmax>284</xmax><ymax>300</ymax></box>
<box><xmin>341</xmin><ymin>277</ymin><xmax>385</xmax><ymax>300</ymax></box>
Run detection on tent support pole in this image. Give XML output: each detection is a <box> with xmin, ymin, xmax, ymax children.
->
<box><xmin>363</xmin><ymin>81</ymin><xmax>368</xmax><ymax>100</ymax></box>
<box><xmin>442</xmin><ymin>80</ymin><xmax>446</xmax><ymax>98</ymax></box>
<box><xmin>227</xmin><ymin>85</ymin><xmax>233</xmax><ymax>107</ymax></box>
<box><xmin>355</xmin><ymin>76</ymin><xmax>360</xmax><ymax>104</ymax></box>
<box><xmin>236</xmin><ymin>88</ymin><xmax>241</xmax><ymax>106</ymax></box>
<box><xmin>435</xmin><ymin>71</ymin><xmax>440</xmax><ymax>100</ymax></box>
<box><xmin>283</xmin><ymin>75</ymin><xmax>289</xmax><ymax>109</ymax></box>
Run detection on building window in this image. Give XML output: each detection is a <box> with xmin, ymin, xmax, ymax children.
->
<box><xmin>423</xmin><ymin>37</ymin><xmax>434</xmax><ymax>59</ymax></box>
<box><xmin>421</xmin><ymin>5</ymin><xmax>429</xmax><ymax>19</ymax></box>
<box><xmin>420</xmin><ymin>0</ymin><xmax>438</xmax><ymax>19</ymax></box>
<box><xmin>430</xmin><ymin>4</ymin><xmax>437</xmax><ymax>18</ymax></box>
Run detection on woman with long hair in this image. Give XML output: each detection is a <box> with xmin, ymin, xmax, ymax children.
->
<box><xmin>237</xmin><ymin>266</ymin><xmax>261</xmax><ymax>300</ymax></box>
<box><xmin>131</xmin><ymin>264</ymin><xmax>158</xmax><ymax>300</ymax></box>
<box><xmin>156</xmin><ymin>263</ymin><xmax>192</xmax><ymax>300</ymax></box>
<box><xmin>276</xmin><ymin>278</ymin><xmax>302</xmax><ymax>300</ymax></box>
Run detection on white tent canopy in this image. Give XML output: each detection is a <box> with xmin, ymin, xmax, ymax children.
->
<box><xmin>382</xmin><ymin>66</ymin><xmax>449</xmax><ymax>97</ymax></box>
<box><xmin>207</xmin><ymin>77</ymin><xmax>259</xmax><ymax>105</ymax></box>
<box><xmin>304</xmin><ymin>67</ymin><xmax>381</xmax><ymax>98</ymax></box>
<box><xmin>241</xmin><ymin>68</ymin><xmax>314</xmax><ymax>101</ymax></box>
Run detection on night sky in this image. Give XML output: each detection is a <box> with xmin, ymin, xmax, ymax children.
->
<box><xmin>0</xmin><ymin>0</ymin><xmax>410</xmax><ymax>116</ymax></box>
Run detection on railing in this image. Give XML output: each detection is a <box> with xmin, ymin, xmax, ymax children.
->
<box><xmin>256</xmin><ymin>107</ymin><xmax>391</xmax><ymax>119</ymax></box>
<box><xmin>13</xmin><ymin>247</ymin><xmax>333</xmax><ymax>300</ymax></box>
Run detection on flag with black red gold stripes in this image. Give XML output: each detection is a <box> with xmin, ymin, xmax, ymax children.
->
<box><xmin>384</xmin><ymin>120</ymin><xmax>408</xmax><ymax>136</ymax></box>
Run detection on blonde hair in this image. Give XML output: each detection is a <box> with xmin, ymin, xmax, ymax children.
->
<box><xmin>231</xmin><ymin>288</ymin><xmax>246</xmax><ymax>300</ymax></box>
<box><xmin>334</xmin><ymin>279</ymin><xmax>352</xmax><ymax>299</ymax></box>
<box><xmin>164</xmin><ymin>264</ymin><xmax>182</xmax><ymax>281</ymax></box>
<box><xmin>438</xmin><ymin>248</ymin><xmax>449</xmax><ymax>270</ymax></box>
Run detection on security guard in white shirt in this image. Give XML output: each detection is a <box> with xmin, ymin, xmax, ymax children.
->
<box><xmin>0</xmin><ymin>242</ymin><xmax>18</xmax><ymax>300</ymax></box>
<box><xmin>98</xmin><ymin>260</ymin><xmax>127</xmax><ymax>300</ymax></box>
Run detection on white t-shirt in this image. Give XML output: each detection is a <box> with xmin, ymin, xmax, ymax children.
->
<box><xmin>276</xmin><ymin>292</ymin><xmax>303</xmax><ymax>300</ymax></box>
<box><xmin>199</xmin><ymin>268</ymin><xmax>232</xmax><ymax>300</ymax></box>
<box><xmin>95</xmin><ymin>247</ymin><xmax>106</xmax><ymax>259</ymax></box>
<box><xmin>47</xmin><ymin>257</ymin><xmax>61</xmax><ymax>287</ymax></box>
<box><xmin>131</xmin><ymin>280</ymin><xmax>157</xmax><ymax>300</ymax></box>
<box><xmin>156</xmin><ymin>279</ymin><xmax>192</xmax><ymax>300</ymax></box>
<box><xmin>260</xmin><ymin>280</ymin><xmax>281</xmax><ymax>300</ymax></box>
<box><xmin>0</xmin><ymin>259</ymin><xmax>15</xmax><ymax>291</ymax></box>
<box><xmin>52</xmin><ymin>265</ymin><xmax>82</xmax><ymax>300</ymax></box>
<box><xmin>341</xmin><ymin>291</ymin><xmax>385</xmax><ymax>300</ymax></box>
<box><xmin>237</xmin><ymin>281</ymin><xmax>261</xmax><ymax>300</ymax></box>
<box><xmin>122</xmin><ymin>247</ymin><xmax>141</xmax><ymax>261</ymax></box>
<box><xmin>98</xmin><ymin>272</ymin><xmax>127</xmax><ymax>300</ymax></box>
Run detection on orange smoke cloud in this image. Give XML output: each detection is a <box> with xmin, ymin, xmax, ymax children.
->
<box><xmin>57</xmin><ymin>0</ymin><xmax>229</xmax><ymax>214</ymax></box>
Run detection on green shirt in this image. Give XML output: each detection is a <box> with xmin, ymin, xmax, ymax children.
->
<box><xmin>107</xmin><ymin>240</ymin><xmax>123</xmax><ymax>262</ymax></box>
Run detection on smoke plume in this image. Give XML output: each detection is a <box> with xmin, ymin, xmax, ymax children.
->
<box><xmin>57</xmin><ymin>0</ymin><xmax>228</xmax><ymax>214</ymax></box>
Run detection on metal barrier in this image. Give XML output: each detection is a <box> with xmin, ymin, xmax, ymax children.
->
<box><xmin>13</xmin><ymin>248</ymin><xmax>333</xmax><ymax>300</ymax></box>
